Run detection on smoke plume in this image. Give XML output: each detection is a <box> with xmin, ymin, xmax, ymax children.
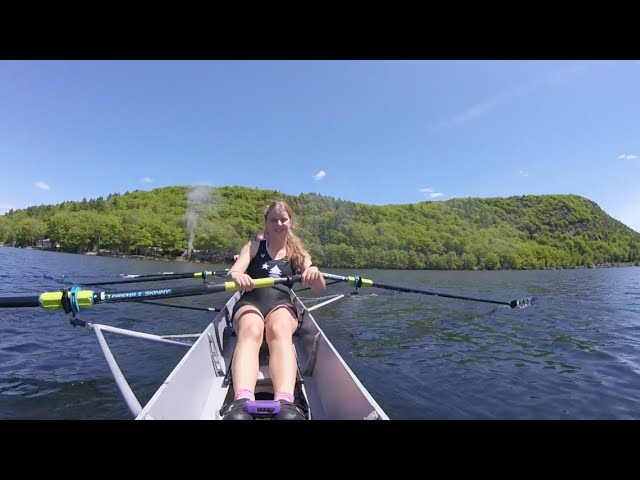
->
<box><xmin>185</xmin><ymin>185</ymin><xmax>213</xmax><ymax>256</ymax></box>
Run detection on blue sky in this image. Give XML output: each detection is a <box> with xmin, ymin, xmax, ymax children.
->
<box><xmin>1</xmin><ymin>60</ymin><xmax>639</xmax><ymax>231</ymax></box>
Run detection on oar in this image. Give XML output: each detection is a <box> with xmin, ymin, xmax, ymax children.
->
<box><xmin>76</xmin><ymin>270</ymin><xmax>229</xmax><ymax>287</ymax></box>
<box><xmin>321</xmin><ymin>273</ymin><xmax>528</xmax><ymax>308</ymax></box>
<box><xmin>0</xmin><ymin>276</ymin><xmax>302</xmax><ymax>311</ymax></box>
<box><xmin>120</xmin><ymin>270</ymin><xmax>229</xmax><ymax>279</ymax></box>
<box><xmin>135</xmin><ymin>300</ymin><xmax>222</xmax><ymax>312</ymax></box>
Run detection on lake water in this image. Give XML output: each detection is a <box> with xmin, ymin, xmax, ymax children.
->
<box><xmin>1</xmin><ymin>246</ymin><xmax>639</xmax><ymax>419</ymax></box>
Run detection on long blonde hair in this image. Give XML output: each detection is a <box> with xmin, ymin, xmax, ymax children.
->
<box><xmin>264</xmin><ymin>200</ymin><xmax>309</xmax><ymax>272</ymax></box>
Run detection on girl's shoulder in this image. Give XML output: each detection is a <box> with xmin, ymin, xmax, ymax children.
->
<box><xmin>249</xmin><ymin>235</ymin><xmax>265</xmax><ymax>258</ymax></box>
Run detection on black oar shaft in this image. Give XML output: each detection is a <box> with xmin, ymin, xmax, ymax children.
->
<box><xmin>136</xmin><ymin>300</ymin><xmax>220</xmax><ymax>312</ymax></box>
<box><xmin>321</xmin><ymin>272</ymin><xmax>518</xmax><ymax>308</ymax></box>
<box><xmin>81</xmin><ymin>270</ymin><xmax>228</xmax><ymax>287</ymax></box>
<box><xmin>0</xmin><ymin>297</ymin><xmax>40</xmax><ymax>308</ymax></box>
<box><xmin>83</xmin><ymin>275</ymin><xmax>198</xmax><ymax>287</ymax></box>
<box><xmin>95</xmin><ymin>283</ymin><xmax>217</xmax><ymax>303</ymax></box>
<box><xmin>367</xmin><ymin>281</ymin><xmax>511</xmax><ymax>306</ymax></box>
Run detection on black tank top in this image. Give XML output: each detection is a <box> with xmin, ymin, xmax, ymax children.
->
<box><xmin>245</xmin><ymin>240</ymin><xmax>296</xmax><ymax>279</ymax></box>
<box><xmin>240</xmin><ymin>239</ymin><xmax>296</xmax><ymax>307</ymax></box>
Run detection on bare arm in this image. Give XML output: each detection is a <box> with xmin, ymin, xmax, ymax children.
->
<box><xmin>227</xmin><ymin>238</ymin><xmax>261</xmax><ymax>292</ymax></box>
<box><xmin>300</xmin><ymin>257</ymin><xmax>326</xmax><ymax>293</ymax></box>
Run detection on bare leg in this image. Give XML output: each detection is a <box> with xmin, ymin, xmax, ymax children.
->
<box><xmin>264</xmin><ymin>306</ymin><xmax>298</xmax><ymax>396</ymax></box>
<box><xmin>231</xmin><ymin>306</ymin><xmax>265</xmax><ymax>396</ymax></box>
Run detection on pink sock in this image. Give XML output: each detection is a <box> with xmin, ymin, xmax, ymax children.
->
<box><xmin>274</xmin><ymin>391</ymin><xmax>294</xmax><ymax>403</ymax></box>
<box><xmin>234</xmin><ymin>389</ymin><xmax>255</xmax><ymax>401</ymax></box>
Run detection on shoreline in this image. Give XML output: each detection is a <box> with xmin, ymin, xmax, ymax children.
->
<box><xmin>4</xmin><ymin>246</ymin><xmax>637</xmax><ymax>271</ymax></box>
<box><xmin>85</xmin><ymin>251</ymin><xmax>234</xmax><ymax>265</ymax></box>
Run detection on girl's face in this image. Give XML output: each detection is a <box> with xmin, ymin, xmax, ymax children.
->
<box><xmin>266</xmin><ymin>206</ymin><xmax>291</xmax><ymax>238</ymax></box>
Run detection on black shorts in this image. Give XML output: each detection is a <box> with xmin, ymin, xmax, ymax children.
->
<box><xmin>232</xmin><ymin>285</ymin><xmax>298</xmax><ymax>319</ymax></box>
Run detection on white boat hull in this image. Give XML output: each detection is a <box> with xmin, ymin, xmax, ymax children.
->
<box><xmin>135</xmin><ymin>291</ymin><xmax>388</xmax><ymax>420</ymax></box>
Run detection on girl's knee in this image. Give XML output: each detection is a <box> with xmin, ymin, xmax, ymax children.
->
<box><xmin>265</xmin><ymin>321</ymin><xmax>291</xmax><ymax>340</ymax></box>
<box><xmin>238</xmin><ymin>324</ymin><xmax>264</xmax><ymax>344</ymax></box>
<box><xmin>265</xmin><ymin>308</ymin><xmax>297</xmax><ymax>341</ymax></box>
<box><xmin>235</xmin><ymin>309</ymin><xmax>265</xmax><ymax>343</ymax></box>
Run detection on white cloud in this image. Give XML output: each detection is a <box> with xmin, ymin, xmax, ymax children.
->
<box><xmin>519</xmin><ymin>169</ymin><xmax>529</xmax><ymax>177</ymax></box>
<box><xmin>419</xmin><ymin>187</ymin><xmax>444</xmax><ymax>199</ymax></box>
<box><xmin>140</xmin><ymin>176</ymin><xmax>155</xmax><ymax>184</ymax></box>
<box><xmin>35</xmin><ymin>181</ymin><xmax>50</xmax><ymax>191</ymax></box>
<box><xmin>313</xmin><ymin>170</ymin><xmax>326</xmax><ymax>181</ymax></box>
<box><xmin>0</xmin><ymin>203</ymin><xmax>16</xmax><ymax>214</ymax></box>
<box><xmin>618</xmin><ymin>154</ymin><xmax>638</xmax><ymax>160</ymax></box>
<box><xmin>437</xmin><ymin>63</ymin><xmax>589</xmax><ymax>129</ymax></box>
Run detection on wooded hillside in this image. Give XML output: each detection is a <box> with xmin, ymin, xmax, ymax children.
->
<box><xmin>1</xmin><ymin>186</ymin><xmax>638</xmax><ymax>270</ymax></box>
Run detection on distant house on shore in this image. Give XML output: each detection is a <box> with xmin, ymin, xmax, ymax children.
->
<box><xmin>35</xmin><ymin>238</ymin><xmax>61</xmax><ymax>250</ymax></box>
<box><xmin>143</xmin><ymin>246</ymin><xmax>164</xmax><ymax>257</ymax></box>
<box><xmin>36</xmin><ymin>238</ymin><xmax>52</xmax><ymax>249</ymax></box>
<box><xmin>193</xmin><ymin>249</ymin><xmax>234</xmax><ymax>263</ymax></box>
